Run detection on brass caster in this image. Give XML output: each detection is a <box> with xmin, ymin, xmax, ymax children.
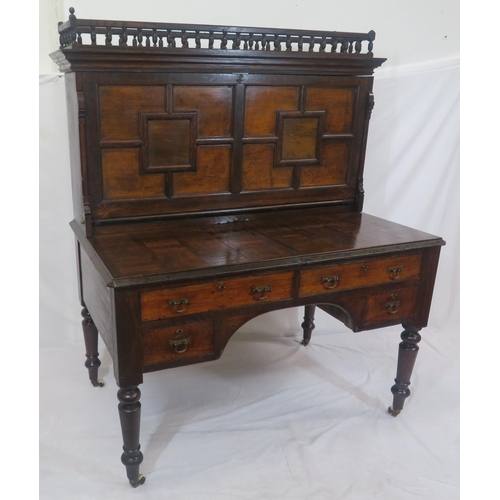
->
<box><xmin>388</xmin><ymin>406</ymin><xmax>401</xmax><ymax>417</ymax></box>
<box><xmin>302</xmin><ymin>339</ymin><xmax>310</xmax><ymax>346</ymax></box>
<box><xmin>129</xmin><ymin>475</ymin><xmax>146</xmax><ymax>488</ymax></box>
<box><xmin>92</xmin><ymin>380</ymin><xmax>105</xmax><ymax>388</ymax></box>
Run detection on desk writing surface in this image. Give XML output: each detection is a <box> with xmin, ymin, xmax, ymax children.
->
<box><xmin>76</xmin><ymin>209</ymin><xmax>443</xmax><ymax>287</ymax></box>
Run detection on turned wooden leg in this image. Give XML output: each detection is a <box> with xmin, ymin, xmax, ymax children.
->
<box><xmin>388</xmin><ymin>324</ymin><xmax>422</xmax><ymax>416</ymax></box>
<box><xmin>81</xmin><ymin>307</ymin><xmax>104</xmax><ymax>388</ymax></box>
<box><xmin>301</xmin><ymin>305</ymin><xmax>316</xmax><ymax>346</ymax></box>
<box><xmin>117</xmin><ymin>387</ymin><xmax>146</xmax><ymax>488</ymax></box>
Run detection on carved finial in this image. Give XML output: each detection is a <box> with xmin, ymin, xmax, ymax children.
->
<box><xmin>366</xmin><ymin>93</ymin><xmax>375</xmax><ymax>119</ymax></box>
<box><xmin>68</xmin><ymin>7</ymin><xmax>77</xmax><ymax>30</ymax></box>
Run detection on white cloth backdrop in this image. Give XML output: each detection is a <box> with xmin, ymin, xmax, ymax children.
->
<box><xmin>39</xmin><ymin>58</ymin><xmax>459</xmax><ymax>499</ymax></box>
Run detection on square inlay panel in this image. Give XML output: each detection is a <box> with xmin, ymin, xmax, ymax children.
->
<box><xmin>282</xmin><ymin>117</ymin><xmax>319</xmax><ymax>160</ymax></box>
<box><xmin>276</xmin><ymin>111</ymin><xmax>325</xmax><ymax>167</ymax></box>
<box><xmin>140</xmin><ymin>113</ymin><xmax>197</xmax><ymax>173</ymax></box>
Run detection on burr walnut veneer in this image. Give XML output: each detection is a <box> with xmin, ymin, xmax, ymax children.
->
<box><xmin>52</xmin><ymin>9</ymin><xmax>445</xmax><ymax>487</ymax></box>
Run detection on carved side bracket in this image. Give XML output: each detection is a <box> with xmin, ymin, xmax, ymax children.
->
<box><xmin>366</xmin><ymin>93</ymin><xmax>375</xmax><ymax>119</ymax></box>
<box><xmin>83</xmin><ymin>197</ymin><xmax>92</xmax><ymax>237</ymax></box>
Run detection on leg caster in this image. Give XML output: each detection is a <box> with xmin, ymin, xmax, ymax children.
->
<box><xmin>81</xmin><ymin>307</ymin><xmax>104</xmax><ymax>387</ymax></box>
<box><xmin>118</xmin><ymin>387</ymin><xmax>146</xmax><ymax>488</ymax></box>
<box><xmin>388</xmin><ymin>406</ymin><xmax>402</xmax><ymax>417</ymax></box>
<box><xmin>301</xmin><ymin>305</ymin><xmax>316</xmax><ymax>346</ymax></box>
<box><xmin>130</xmin><ymin>475</ymin><xmax>146</xmax><ymax>488</ymax></box>
<box><xmin>389</xmin><ymin>325</ymin><xmax>422</xmax><ymax>416</ymax></box>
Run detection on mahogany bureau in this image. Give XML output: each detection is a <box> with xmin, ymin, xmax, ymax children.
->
<box><xmin>51</xmin><ymin>8</ymin><xmax>445</xmax><ymax>487</ymax></box>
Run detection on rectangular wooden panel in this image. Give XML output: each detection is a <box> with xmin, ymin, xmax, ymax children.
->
<box><xmin>300</xmin><ymin>142</ymin><xmax>350</xmax><ymax>187</ymax></box>
<box><xmin>99</xmin><ymin>85</ymin><xmax>165</xmax><ymax>140</ymax></box>
<box><xmin>244</xmin><ymin>86</ymin><xmax>299</xmax><ymax>136</ymax></box>
<box><xmin>306</xmin><ymin>87</ymin><xmax>355</xmax><ymax>134</ymax></box>
<box><xmin>173</xmin><ymin>86</ymin><xmax>233</xmax><ymax>138</ymax></box>
<box><xmin>242</xmin><ymin>144</ymin><xmax>292</xmax><ymax>191</ymax></box>
<box><xmin>172</xmin><ymin>145</ymin><xmax>231</xmax><ymax>195</ymax></box>
<box><xmin>299</xmin><ymin>253</ymin><xmax>422</xmax><ymax>297</ymax></box>
<box><xmin>142</xmin><ymin>320</ymin><xmax>214</xmax><ymax>367</ymax></box>
<box><xmin>141</xmin><ymin>271</ymin><xmax>294</xmax><ymax>321</ymax></box>
<box><xmin>101</xmin><ymin>148</ymin><xmax>165</xmax><ymax>200</ymax></box>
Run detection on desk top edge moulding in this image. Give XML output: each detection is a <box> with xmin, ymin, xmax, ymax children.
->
<box><xmin>50</xmin><ymin>8</ymin><xmax>445</xmax><ymax>488</ymax></box>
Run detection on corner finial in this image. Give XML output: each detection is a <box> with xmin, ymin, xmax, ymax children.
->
<box><xmin>68</xmin><ymin>7</ymin><xmax>77</xmax><ymax>27</ymax></box>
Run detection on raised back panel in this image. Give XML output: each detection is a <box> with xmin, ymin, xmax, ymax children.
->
<box><xmin>85</xmin><ymin>72</ymin><xmax>371</xmax><ymax>221</ymax></box>
<box><xmin>52</xmin><ymin>14</ymin><xmax>386</xmax><ymax>227</ymax></box>
<box><xmin>51</xmin><ymin>13</ymin><xmax>385</xmax><ymax>226</ymax></box>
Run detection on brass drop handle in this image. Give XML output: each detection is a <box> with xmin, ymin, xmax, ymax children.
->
<box><xmin>168</xmin><ymin>329</ymin><xmax>191</xmax><ymax>354</ymax></box>
<box><xmin>251</xmin><ymin>285</ymin><xmax>272</xmax><ymax>300</ymax></box>
<box><xmin>167</xmin><ymin>298</ymin><xmax>190</xmax><ymax>313</ymax></box>
<box><xmin>321</xmin><ymin>275</ymin><xmax>340</xmax><ymax>289</ymax></box>
<box><xmin>387</xmin><ymin>266</ymin><xmax>403</xmax><ymax>280</ymax></box>
<box><xmin>385</xmin><ymin>301</ymin><xmax>401</xmax><ymax>314</ymax></box>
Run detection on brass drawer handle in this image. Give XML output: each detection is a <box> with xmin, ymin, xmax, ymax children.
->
<box><xmin>387</xmin><ymin>266</ymin><xmax>403</xmax><ymax>280</ymax></box>
<box><xmin>385</xmin><ymin>301</ymin><xmax>401</xmax><ymax>314</ymax></box>
<box><xmin>168</xmin><ymin>331</ymin><xmax>191</xmax><ymax>354</ymax></box>
<box><xmin>251</xmin><ymin>285</ymin><xmax>272</xmax><ymax>300</ymax></box>
<box><xmin>321</xmin><ymin>275</ymin><xmax>340</xmax><ymax>289</ymax></box>
<box><xmin>167</xmin><ymin>298</ymin><xmax>190</xmax><ymax>313</ymax></box>
<box><xmin>168</xmin><ymin>337</ymin><xmax>191</xmax><ymax>353</ymax></box>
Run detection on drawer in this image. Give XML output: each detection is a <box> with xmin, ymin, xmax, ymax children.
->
<box><xmin>299</xmin><ymin>253</ymin><xmax>421</xmax><ymax>297</ymax></box>
<box><xmin>141</xmin><ymin>271</ymin><xmax>294</xmax><ymax>322</ymax></box>
<box><xmin>142</xmin><ymin>320</ymin><xmax>214</xmax><ymax>367</ymax></box>
<box><xmin>363</xmin><ymin>286</ymin><xmax>418</xmax><ymax>324</ymax></box>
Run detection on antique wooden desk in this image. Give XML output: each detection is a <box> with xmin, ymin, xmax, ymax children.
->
<box><xmin>51</xmin><ymin>9</ymin><xmax>445</xmax><ymax>487</ymax></box>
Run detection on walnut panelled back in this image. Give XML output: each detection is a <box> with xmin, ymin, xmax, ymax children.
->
<box><xmin>84</xmin><ymin>74</ymin><xmax>372</xmax><ymax>221</ymax></box>
<box><xmin>51</xmin><ymin>10</ymin><xmax>445</xmax><ymax>488</ymax></box>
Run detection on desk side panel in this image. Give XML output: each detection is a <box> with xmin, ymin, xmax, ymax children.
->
<box><xmin>80</xmin><ymin>244</ymin><xmax>145</xmax><ymax>386</ymax></box>
<box><xmin>412</xmin><ymin>246</ymin><xmax>442</xmax><ymax>329</ymax></box>
<box><xmin>80</xmin><ymin>245</ymin><xmax>117</xmax><ymax>364</ymax></box>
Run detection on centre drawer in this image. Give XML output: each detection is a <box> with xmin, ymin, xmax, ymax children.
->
<box><xmin>299</xmin><ymin>253</ymin><xmax>421</xmax><ymax>297</ymax></box>
<box><xmin>141</xmin><ymin>271</ymin><xmax>294</xmax><ymax>322</ymax></box>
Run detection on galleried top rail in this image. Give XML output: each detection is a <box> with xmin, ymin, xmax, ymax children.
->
<box><xmin>58</xmin><ymin>7</ymin><xmax>376</xmax><ymax>56</ymax></box>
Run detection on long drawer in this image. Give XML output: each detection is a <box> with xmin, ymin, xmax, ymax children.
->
<box><xmin>299</xmin><ymin>253</ymin><xmax>421</xmax><ymax>297</ymax></box>
<box><xmin>141</xmin><ymin>271</ymin><xmax>294</xmax><ymax>322</ymax></box>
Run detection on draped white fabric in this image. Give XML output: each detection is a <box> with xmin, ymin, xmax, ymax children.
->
<box><xmin>39</xmin><ymin>58</ymin><xmax>459</xmax><ymax>499</ymax></box>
